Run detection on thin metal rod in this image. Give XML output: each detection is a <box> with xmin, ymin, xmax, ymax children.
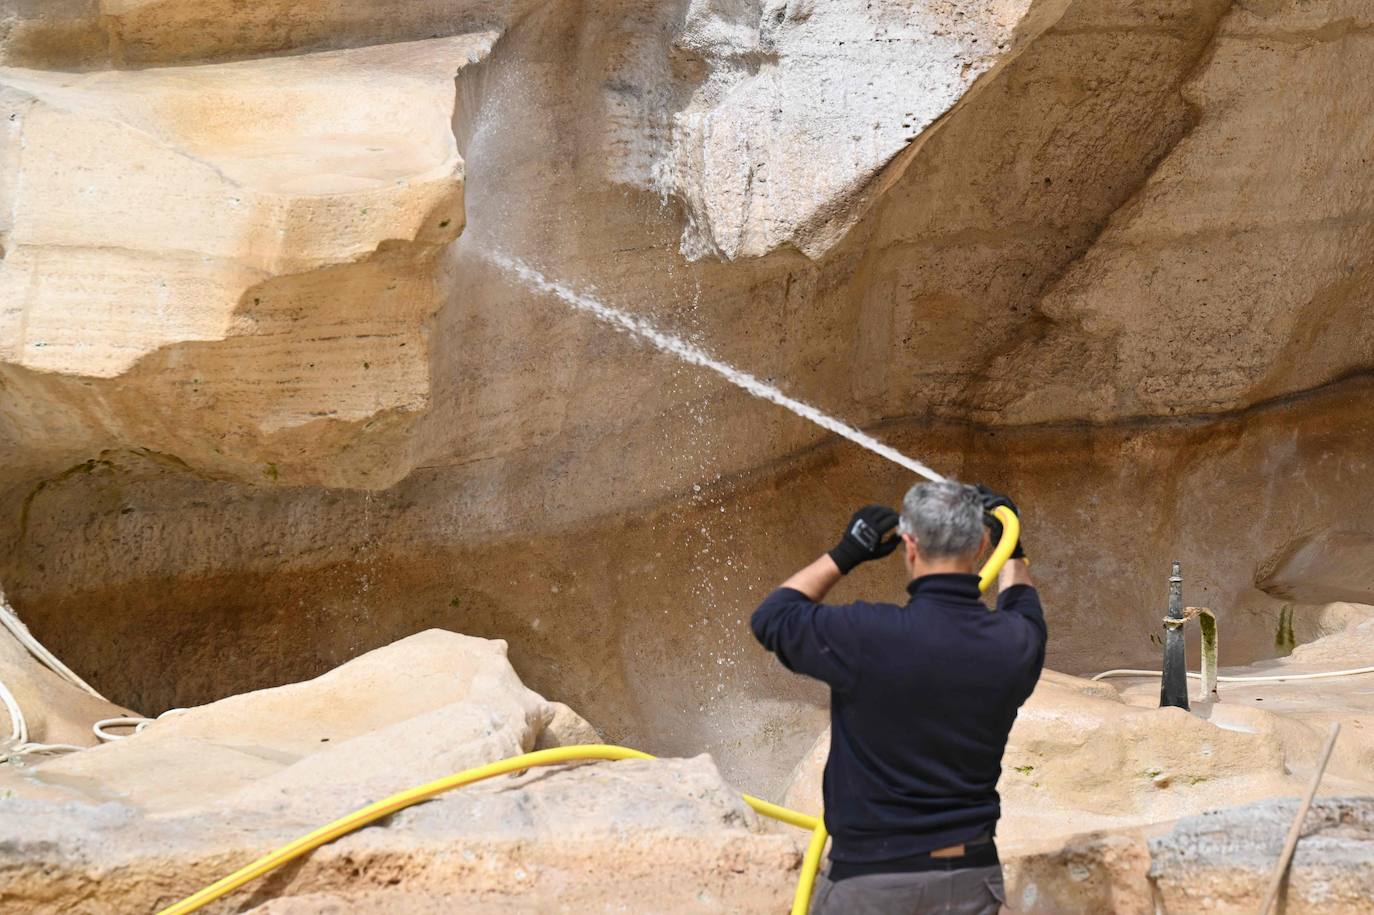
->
<box><xmin>1256</xmin><ymin>722</ymin><xmax>1341</xmax><ymax>915</ymax></box>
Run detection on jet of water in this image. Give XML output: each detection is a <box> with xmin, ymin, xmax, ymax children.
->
<box><xmin>481</xmin><ymin>251</ymin><xmax>944</xmax><ymax>483</ymax></box>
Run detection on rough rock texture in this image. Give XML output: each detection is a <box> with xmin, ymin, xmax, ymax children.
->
<box><xmin>0</xmin><ymin>756</ymin><xmax>803</xmax><ymax>915</ymax></box>
<box><xmin>1001</xmin><ymin>799</ymin><xmax>1374</xmax><ymax>915</ymax></box>
<box><xmin>1004</xmin><ymin>829</ymin><xmax>1158</xmax><ymax>915</ymax></box>
<box><xmin>648</xmin><ymin>0</ymin><xmax>1073</xmax><ymax>260</ymax></box>
<box><xmin>996</xmin><ymin>0</ymin><xmax>1374</xmax><ymax>423</ymax></box>
<box><xmin>782</xmin><ymin>611</ymin><xmax>1374</xmax><ymax>846</ymax></box>
<box><xmin>0</xmin><ymin>36</ymin><xmax>479</xmax><ymax>489</ymax></box>
<box><xmin>1148</xmin><ymin>797</ymin><xmax>1374</xmax><ymax>915</ymax></box>
<box><xmin>0</xmin><ymin>1</ymin><xmax>532</xmax><ymax>68</ymax></box>
<box><xmin>6</xmin><ymin>626</ymin><xmax>1369</xmax><ymax>914</ymax></box>
<box><xmin>7</xmin><ymin>378</ymin><xmax>1372</xmax><ymax>798</ymax></box>
<box><xmin>0</xmin><ymin>631</ymin><xmax>803</xmax><ymax>914</ymax></box>
<box><xmin>1</xmin><ymin>0</ymin><xmax>1373</xmax><ymax>870</ymax></box>
<box><xmin>13</xmin><ymin>629</ymin><xmax>592</xmax><ymax>815</ymax></box>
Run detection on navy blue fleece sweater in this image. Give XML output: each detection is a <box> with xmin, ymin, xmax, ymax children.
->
<box><xmin>751</xmin><ymin>573</ymin><xmax>1045</xmax><ymax>863</ymax></box>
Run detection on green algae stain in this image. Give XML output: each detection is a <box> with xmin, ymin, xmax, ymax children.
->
<box><xmin>1275</xmin><ymin>605</ymin><xmax>1296</xmax><ymax>655</ymax></box>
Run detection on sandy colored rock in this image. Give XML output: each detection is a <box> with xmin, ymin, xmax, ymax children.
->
<box><xmin>16</xmin><ymin>629</ymin><xmax>564</xmax><ymax>816</ymax></box>
<box><xmin>1002</xmin><ymin>802</ymin><xmax>1374</xmax><ymax>915</ymax></box>
<box><xmin>5</xmin><ymin>1</ymin><xmax>1373</xmax><ymax>703</ymax></box>
<box><xmin>0</xmin><ymin>756</ymin><xmax>804</xmax><ymax>915</ymax></box>
<box><xmin>992</xmin><ymin>0</ymin><xmax>1374</xmax><ymax>423</ymax></box>
<box><xmin>1003</xmin><ymin>828</ymin><xmax>1156</xmax><ymax>915</ymax></box>
<box><xmin>534</xmin><ymin>700</ymin><xmax>603</xmax><ymax>749</ymax></box>
<box><xmin>2</xmin><ymin>1</ymin><xmax>1374</xmax><ymax>908</ymax></box>
<box><xmin>0</xmin><ymin>1</ymin><xmax>533</xmax><ymax>68</ymax></box>
<box><xmin>1148</xmin><ymin>796</ymin><xmax>1374</xmax><ymax>915</ymax></box>
<box><xmin>9</xmin><ymin>381</ymin><xmax>1372</xmax><ymax>799</ymax></box>
<box><xmin>0</xmin><ymin>632</ymin><xmax>805</xmax><ymax>914</ymax></box>
<box><xmin>0</xmin><ymin>35</ymin><xmax>480</xmax><ymax>489</ymax></box>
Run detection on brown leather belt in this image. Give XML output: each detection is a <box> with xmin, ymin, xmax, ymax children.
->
<box><xmin>829</xmin><ymin>834</ymin><xmax>998</xmax><ymax>881</ymax></box>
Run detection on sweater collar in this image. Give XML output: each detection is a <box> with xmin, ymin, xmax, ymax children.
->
<box><xmin>905</xmin><ymin>572</ymin><xmax>982</xmax><ymax>601</ymax></box>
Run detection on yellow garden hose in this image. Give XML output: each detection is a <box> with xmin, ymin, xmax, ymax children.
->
<box><xmin>156</xmin><ymin>745</ymin><xmax>823</xmax><ymax>915</ymax></box>
<box><xmin>158</xmin><ymin>516</ymin><xmax>1021</xmax><ymax>915</ymax></box>
<box><xmin>979</xmin><ymin>506</ymin><xmax>1020</xmax><ymax>593</ymax></box>
<box><xmin>795</xmin><ymin>819</ymin><xmax>831</xmax><ymax>911</ymax></box>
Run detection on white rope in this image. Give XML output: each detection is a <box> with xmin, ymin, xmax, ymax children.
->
<box><xmin>1091</xmin><ymin>666</ymin><xmax>1374</xmax><ymax>684</ymax></box>
<box><xmin>0</xmin><ymin>595</ymin><xmax>105</xmax><ymax>700</ymax></box>
<box><xmin>92</xmin><ymin>708</ymin><xmax>186</xmax><ymax>742</ymax></box>
<box><xmin>1</xmin><ymin>590</ymin><xmax>112</xmax><ymax>760</ymax></box>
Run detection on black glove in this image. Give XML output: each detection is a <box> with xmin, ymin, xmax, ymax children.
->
<box><xmin>828</xmin><ymin>505</ymin><xmax>901</xmax><ymax>574</ymax></box>
<box><xmin>975</xmin><ymin>484</ymin><xmax>1026</xmax><ymax>560</ymax></box>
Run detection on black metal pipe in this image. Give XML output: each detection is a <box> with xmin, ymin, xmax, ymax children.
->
<box><xmin>1160</xmin><ymin>560</ymin><xmax>1189</xmax><ymax>710</ymax></box>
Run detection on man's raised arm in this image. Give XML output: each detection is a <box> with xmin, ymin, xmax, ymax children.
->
<box><xmin>750</xmin><ymin>506</ymin><xmax>901</xmax><ymax>690</ymax></box>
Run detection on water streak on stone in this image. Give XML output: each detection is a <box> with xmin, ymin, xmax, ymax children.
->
<box><xmin>483</xmin><ymin>251</ymin><xmax>943</xmax><ymax>482</ymax></box>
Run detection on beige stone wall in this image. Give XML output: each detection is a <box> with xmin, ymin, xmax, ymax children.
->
<box><xmin>2</xmin><ymin>0</ymin><xmax>1373</xmax><ymax>794</ymax></box>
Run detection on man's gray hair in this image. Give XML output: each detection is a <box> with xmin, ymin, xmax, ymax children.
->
<box><xmin>898</xmin><ymin>480</ymin><xmax>984</xmax><ymax>559</ymax></box>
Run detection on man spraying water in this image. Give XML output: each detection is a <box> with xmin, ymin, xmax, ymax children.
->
<box><xmin>752</xmin><ymin>481</ymin><xmax>1045</xmax><ymax>915</ymax></box>
<box><xmin>484</xmin><ymin>252</ymin><xmax>1044</xmax><ymax>909</ymax></box>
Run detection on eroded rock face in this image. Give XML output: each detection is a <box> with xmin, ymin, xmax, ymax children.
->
<box><xmin>5</xmin><ymin>0</ymin><xmax>1369</xmax><ymax>508</ymax></box>
<box><xmin>648</xmin><ymin>0</ymin><xmax>1074</xmax><ymax>260</ymax></box>
<box><xmin>1147</xmin><ymin>797</ymin><xmax>1374</xmax><ymax>915</ymax></box>
<box><xmin>7</xmin><ymin>377</ymin><xmax>1373</xmax><ymax>799</ymax></box>
<box><xmin>993</xmin><ymin>0</ymin><xmax>1374</xmax><ymax>423</ymax></box>
<box><xmin>0</xmin><ymin>36</ymin><xmax>475</xmax><ymax>489</ymax></box>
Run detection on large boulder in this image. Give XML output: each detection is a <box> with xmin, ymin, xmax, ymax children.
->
<box><xmin>0</xmin><ymin>629</ymin><xmax>804</xmax><ymax>914</ymax></box>
<box><xmin>15</xmin><ymin>629</ymin><xmax>591</xmax><ymax>815</ymax></box>
<box><xmin>989</xmin><ymin>0</ymin><xmax>1374</xmax><ymax>424</ymax></box>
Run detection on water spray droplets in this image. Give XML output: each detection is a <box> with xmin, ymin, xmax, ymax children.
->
<box><xmin>479</xmin><ymin>249</ymin><xmax>945</xmax><ymax>748</ymax></box>
<box><xmin>479</xmin><ymin>250</ymin><xmax>945</xmax><ymax>483</ymax></box>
